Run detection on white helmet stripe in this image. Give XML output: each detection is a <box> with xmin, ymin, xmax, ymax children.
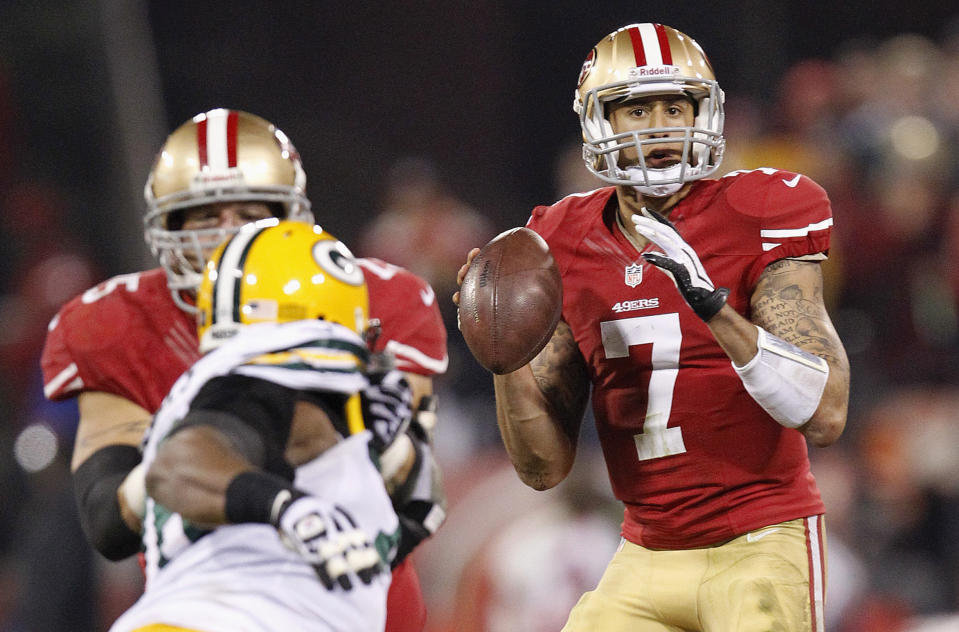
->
<box><xmin>636</xmin><ymin>23</ymin><xmax>665</xmax><ymax>66</ymax></box>
<box><xmin>203</xmin><ymin>109</ymin><xmax>232</xmax><ymax>170</ymax></box>
<box><xmin>212</xmin><ymin>224</ymin><xmax>263</xmax><ymax>327</ymax></box>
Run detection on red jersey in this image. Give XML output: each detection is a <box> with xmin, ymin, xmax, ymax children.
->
<box><xmin>526</xmin><ymin>168</ymin><xmax>832</xmax><ymax>550</ymax></box>
<box><xmin>41</xmin><ymin>259</ymin><xmax>447</xmax><ymax>632</ymax></box>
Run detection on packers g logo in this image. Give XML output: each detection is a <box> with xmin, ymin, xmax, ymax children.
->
<box><xmin>312</xmin><ymin>240</ymin><xmax>365</xmax><ymax>286</ymax></box>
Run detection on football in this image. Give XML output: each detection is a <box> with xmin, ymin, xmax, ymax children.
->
<box><xmin>459</xmin><ymin>227</ymin><xmax>563</xmax><ymax>374</ymax></box>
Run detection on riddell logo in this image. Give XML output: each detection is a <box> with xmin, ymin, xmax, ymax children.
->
<box><xmin>192</xmin><ymin>167</ymin><xmax>245</xmax><ymax>189</ymax></box>
<box><xmin>628</xmin><ymin>65</ymin><xmax>679</xmax><ymax>79</ymax></box>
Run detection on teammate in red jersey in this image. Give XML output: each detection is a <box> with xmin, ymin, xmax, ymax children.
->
<box><xmin>455</xmin><ymin>24</ymin><xmax>849</xmax><ymax>631</ymax></box>
<box><xmin>42</xmin><ymin>109</ymin><xmax>448</xmax><ymax>632</ymax></box>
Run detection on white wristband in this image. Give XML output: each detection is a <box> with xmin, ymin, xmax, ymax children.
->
<box><xmin>119</xmin><ymin>461</ymin><xmax>147</xmax><ymax>520</ymax></box>
<box><xmin>733</xmin><ymin>326</ymin><xmax>829</xmax><ymax>429</ymax></box>
<box><xmin>378</xmin><ymin>433</ymin><xmax>414</xmax><ymax>482</ymax></box>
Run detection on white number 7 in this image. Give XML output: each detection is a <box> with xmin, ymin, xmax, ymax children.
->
<box><xmin>600</xmin><ymin>313</ymin><xmax>686</xmax><ymax>461</ymax></box>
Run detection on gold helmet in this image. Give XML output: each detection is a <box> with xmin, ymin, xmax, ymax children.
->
<box><xmin>196</xmin><ymin>220</ymin><xmax>368</xmax><ymax>353</ymax></box>
<box><xmin>144</xmin><ymin>109</ymin><xmax>314</xmax><ymax>311</ymax></box>
<box><xmin>573</xmin><ymin>24</ymin><xmax>725</xmax><ymax>196</ymax></box>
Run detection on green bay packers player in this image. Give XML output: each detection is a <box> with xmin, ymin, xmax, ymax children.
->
<box><xmin>110</xmin><ymin>221</ymin><xmax>410</xmax><ymax>632</ymax></box>
<box><xmin>455</xmin><ymin>23</ymin><xmax>849</xmax><ymax>631</ymax></box>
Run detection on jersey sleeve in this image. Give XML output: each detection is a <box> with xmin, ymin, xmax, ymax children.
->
<box><xmin>41</xmin><ymin>304</ymin><xmax>87</xmax><ymax>402</ymax></box>
<box><xmin>361</xmin><ymin>259</ymin><xmax>448</xmax><ymax>377</ymax></box>
<box><xmin>40</xmin><ymin>274</ymin><xmax>151</xmax><ymax>403</ymax></box>
<box><xmin>40</xmin><ymin>270</ymin><xmax>197</xmax><ymax>410</ymax></box>
<box><xmin>726</xmin><ymin>169</ymin><xmax>834</xmax><ymax>287</ymax></box>
<box><xmin>526</xmin><ymin>188</ymin><xmax>616</xmax><ymax>277</ymax></box>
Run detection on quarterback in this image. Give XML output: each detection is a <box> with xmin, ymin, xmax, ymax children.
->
<box><xmin>455</xmin><ymin>23</ymin><xmax>849</xmax><ymax>632</ymax></box>
<box><xmin>41</xmin><ymin>109</ymin><xmax>447</xmax><ymax>631</ymax></box>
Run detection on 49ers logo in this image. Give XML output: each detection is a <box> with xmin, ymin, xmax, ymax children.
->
<box><xmin>577</xmin><ymin>48</ymin><xmax>596</xmax><ymax>88</ymax></box>
<box><xmin>612</xmin><ymin>298</ymin><xmax>659</xmax><ymax>313</ymax></box>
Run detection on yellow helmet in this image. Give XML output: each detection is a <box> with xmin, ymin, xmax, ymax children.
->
<box><xmin>196</xmin><ymin>220</ymin><xmax>368</xmax><ymax>353</ymax></box>
<box><xmin>144</xmin><ymin>109</ymin><xmax>314</xmax><ymax>311</ymax></box>
<box><xmin>573</xmin><ymin>24</ymin><xmax>725</xmax><ymax>196</ymax></box>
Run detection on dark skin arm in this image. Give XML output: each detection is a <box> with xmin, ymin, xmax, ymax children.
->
<box><xmin>146</xmin><ymin>424</ymin><xmax>248</xmax><ymax>527</ymax></box>
<box><xmin>147</xmin><ymin>399</ymin><xmax>338</xmax><ymax>528</ymax></box>
<box><xmin>493</xmin><ymin>320</ymin><xmax>590</xmax><ymax>490</ymax></box>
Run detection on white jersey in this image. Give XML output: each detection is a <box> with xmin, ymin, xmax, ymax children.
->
<box><xmin>110</xmin><ymin>320</ymin><xmax>399</xmax><ymax>632</ymax></box>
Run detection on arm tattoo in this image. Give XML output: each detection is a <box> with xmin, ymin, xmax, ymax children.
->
<box><xmin>752</xmin><ymin>259</ymin><xmax>844</xmax><ymax>365</ymax></box>
<box><xmin>530</xmin><ymin>321</ymin><xmax>590</xmax><ymax>431</ymax></box>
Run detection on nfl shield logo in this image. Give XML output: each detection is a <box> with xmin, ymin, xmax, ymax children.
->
<box><xmin>625</xmin><ymin>263</ymin><xmax>643</xmax><ymax>287</ymax></box>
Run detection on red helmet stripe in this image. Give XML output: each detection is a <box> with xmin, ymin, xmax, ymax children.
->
<box><xmin>197</xmin><ymin>117</ymin><xmax>209</xmax><ymax>168</ymax></box>
<box><xmin>654</xmin><ymin>24</ymin><xmax>673</xmax><ymax>64</ymax></box>
<box><xmin>627</xmin><ymin>26</ymin><xmax>647</xmax><ymax>66</ymax></box>
<box><xmin>226</xmin><ymin>110</ymin><xmax>238</xmax><ymax>167</ymax></box>
<box><xmin>628</xmin><ymin>24</ymin><xmax>673</xmax><ymax>67</ymax></box>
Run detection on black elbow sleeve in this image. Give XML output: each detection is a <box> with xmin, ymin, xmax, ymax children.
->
<box><xmin>72</xmin><ymin>444</ymin><xmax>143</xmax><ymax>561</ymax></box>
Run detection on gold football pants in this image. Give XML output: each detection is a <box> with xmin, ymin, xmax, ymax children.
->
<box><xmin>562</xmin><ymin>516</ymin><xmax>827</xmax><ymax>632</ymax></box>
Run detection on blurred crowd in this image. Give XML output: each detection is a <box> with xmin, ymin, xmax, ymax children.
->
<box><xmin>1</xmin><ymin>26</ymin><xmax>959</xmax><ymax>632</ymax></box>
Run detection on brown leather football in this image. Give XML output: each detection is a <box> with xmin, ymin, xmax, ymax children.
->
<box><xmin>459</xmin><ymin>227</ymin><xmax>563</xmax><ymax>374</ymax></box>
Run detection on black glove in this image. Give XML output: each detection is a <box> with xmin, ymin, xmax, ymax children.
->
<box><xmin>632</xmin><ymin>209</ymin><xmax>729</xmax><ymax>321</ymax></box>
<box><xmin>362</xmin><ymin>369</ymin><xmax>413</xmax><ymax>453</ymax></box>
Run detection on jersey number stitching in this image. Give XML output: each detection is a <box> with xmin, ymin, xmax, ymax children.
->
<box><xmin>81</xmin><ymin>272</ymin><xmax>142</xmax><ymax>304</ymax></box>
<box><xmin>600</xmin><ymin>313</ymin><xmax>687</xmax><ymax>461</ymax></box>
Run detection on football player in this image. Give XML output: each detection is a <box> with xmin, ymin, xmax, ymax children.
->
<box><xmin>110</xmin><ymin>220</ymin><xmax>406</xmax><ymax>631</ymax></box>
<box><xmin>42</xmin><ymin>109</ymin><xmax>447</xmax><ymax>631</ymax></box>
<box><xmin>455</xmin><ymin>23</ymin><xmax>850</xmax><ymax>631</ymax></box>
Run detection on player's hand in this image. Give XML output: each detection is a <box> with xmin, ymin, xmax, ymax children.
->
<box><xmin>362</xmin><ymin>369</ymin><xmax>413</xmax><ymax>453</ymax></box>
<box><xmin>452</xmin><ymin>248</ymin><xmax>482</xmax><ymax>317</ymax></box>
<box><xmin>275</xmin><ymin>495</ymin><xmax>385</xmax><ymax>590</ymax></box>
<box><xmin>632</xmin><ymin>209</ymin><xmax>729</xmax><ymax>321</ymax></box>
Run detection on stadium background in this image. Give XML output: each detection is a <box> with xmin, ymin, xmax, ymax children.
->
<box><xmin>0</xmin><ymin>2</ymin><xmax>958</xmax><ymax>630</ymax></box>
